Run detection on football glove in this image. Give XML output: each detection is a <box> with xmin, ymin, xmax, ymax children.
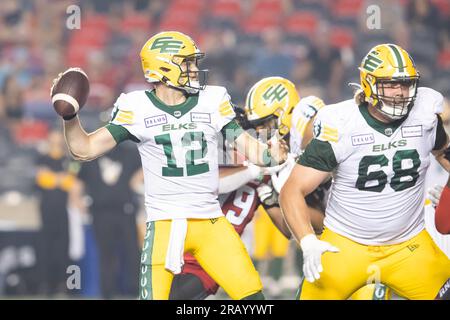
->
<box><xmin>257</xmin><ymin>182</ymin><xmax>278</xmax><ymax>208</ymax></box>
<box><xmin>271</xmin><ymin>153</ymin><xmax>297</xmax><ymax>194</ymax></box>
<box><xmin>300</xmin><ymin>234</ymin><xmax>339</xmax><ymax>283</ymax></box>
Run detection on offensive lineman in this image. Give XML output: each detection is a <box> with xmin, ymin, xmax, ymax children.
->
<box><xmin>280</xmin><ymin>44</ymin><xmax>450</xmax><ymax>300</ymax></box>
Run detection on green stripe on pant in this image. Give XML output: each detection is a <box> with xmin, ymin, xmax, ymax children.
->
<box><xmin>140</xmin><ymin>222</ymin><xmax>155</xmax><ymax>300</ymax></box>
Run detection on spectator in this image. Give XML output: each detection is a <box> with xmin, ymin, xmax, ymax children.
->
<box><xmin>77</xmin><ymin>142</ymin><xmax>142</xmax><ymax>299</ymax></box>
<box><xmin>35</xmin><ymin>129</ymin><xmax>77</xmax><ymax>296</ymax></box>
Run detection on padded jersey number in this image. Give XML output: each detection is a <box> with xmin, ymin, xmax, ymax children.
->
<box><xmin>355</xmin><ymin>149</ymin><xmax>421</xmax><ymax>192</ymax></box>
<box><xmin>155</xmin><ymin>131</ymin><xmax>209</xmax><ymax>177</ymax></box>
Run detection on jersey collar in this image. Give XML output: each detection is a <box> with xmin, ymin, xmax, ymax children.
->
<box><xmin>145</xmin><ymin>90</ymin><xmax>199</xmax><ymax>119</ymax></box>
<box><xmin>358</xmin><ymin>103</ymin><xmax>406</xmax><ymax>137</ymax></box>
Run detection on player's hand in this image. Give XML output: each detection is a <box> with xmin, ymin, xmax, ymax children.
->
<box><xmin>300</xmin><ymin>234</ymin><xmax>339</xmax><ymax>283</ymax></box>
<box><xmin>271</xmin><ymin>153</ymin><xmax>297</xmax><ymax>193</ymax></box>
<box><xmin>257</xmin><ymin>182</ymin><xmax>278</xmax><ymax>207</ymax></box>
<box><xmin>428</xmin><ymin>184</ymin><xmax>444</xmax><ymax>207</ymax></box>
<box><xmin>267</xmin><ymin>137</ymin><xmax>288</xmax><ymax>165</ymax></box>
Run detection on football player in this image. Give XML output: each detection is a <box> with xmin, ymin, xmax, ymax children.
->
<box><xmin>280</xmin><ymin>44</ymin><xmax>450</xmax><ymax>299</ymax></box>
<box><xmin>56</xmin><ymin>31</ymin><xmax>289</xmax><ymax>300</ymax></box>
<box><xmin>169</xmin><ymin>149</ymin><xmax>291</xmax><ymax>300</ymax></box>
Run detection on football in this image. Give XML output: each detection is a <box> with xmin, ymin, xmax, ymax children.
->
<box><xmin>50</xmin><ymin>67</ymin><xmax>90</xmax><ymax>118</ymax></box>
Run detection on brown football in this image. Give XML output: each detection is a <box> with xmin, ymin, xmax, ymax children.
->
<box><xmin>51</xmin><ymin>67</ymin><xmax>90</xmax><ymax>118</ymax></box>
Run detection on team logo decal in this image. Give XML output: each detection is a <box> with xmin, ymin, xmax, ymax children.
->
<box><xmin>262</xmin><ymin>84</ymin><xmax>288</xmax><ymax>104</ymax></box>
<box><xmin>362</xmin><ymin>50</ymin><xmax>383</xmax><ymax>72</ymax></box>
<box><xmin>313</xmin><ymin>120</ymin><xmax>322</xmax><ymax>138</ymax></box>
<box><xmin>150</xmin><ymin>36</ymin><xmax>184</xmax><ymax>54</ymax></box>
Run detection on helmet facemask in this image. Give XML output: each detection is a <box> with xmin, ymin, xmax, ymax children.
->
<box><xmin>173</xmin><ymin>53</ymin><xmax>208</xmax><ymax>94</ymax></box>
<box><xmin>371</xmin><ymin>76</ymin><xmax>419</xmax><ymax>120</ymax></box>
<box><xmin>248</xmin><ymin>115</ymin><xmax>280</xmax><ymax>142</ymax></box>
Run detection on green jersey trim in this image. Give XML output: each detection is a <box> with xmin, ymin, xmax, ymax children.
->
<box><xmin>298</xmin><ymin>139</ymin><xmax>337</xmax><ymax>172</ymax></box>
<box><xmin>358</xmin><ymin>103</ymin><xmax>406</xmax><ymax>137</ymax></box>
<box><xmin>105</xmin><ymin>124</ymin><xmax>140</xmax><ymax>144</ymax></box>
<box><xmin>145</xmin><ymin>90</ymin><xmax>199</xmax><ymax>119</ymax></box>
<box><xmin>221</xmin><ymin>119</ymin><xmax>244</xmax><ymax>141</ymax></box>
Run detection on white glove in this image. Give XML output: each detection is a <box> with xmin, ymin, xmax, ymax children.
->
<box><xmin>256</xmin><ymin>183</ymin><xmax>278</xmax><ymax>207</ymax></box>
<box><xmin>428</xmin><ymin>184</ymin><xmax>444</xmax><ymax>207</ymax></box>
<box><xmin>271</xmin><ymin>153</ymin><xmax>297</xmax><ymax>193</ymax></box>
<box><xmin>300</xmin><ymin>234</ymin><xmax>339</xmax><ymax>283</ymax></box>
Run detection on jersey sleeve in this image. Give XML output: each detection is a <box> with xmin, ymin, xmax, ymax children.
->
<box><xmin>106</xmin><ymin>93</ymin><xmax>142</xmax><ymax>144</ymax></box>
<box><xmin>290</xmin><ymin>96</ymin><xmax>325</xmax><ymax>154</ymax></box>
<box><xmin>297</xmin><ymin>106</ymin><xmax>345</xmax><ymax>171</ymax></box>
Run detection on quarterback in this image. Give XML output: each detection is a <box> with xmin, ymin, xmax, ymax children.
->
<box><xmin>280</xmin><ymin>44</ymin><xmax>450</xmax><ymax>299</ymax></box>
<box><xmin>57</xmin><ymin>31</ymin><xmax>287</xmax><ymax>300</ymax></box>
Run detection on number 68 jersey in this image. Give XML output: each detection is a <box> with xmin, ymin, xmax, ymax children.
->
<box><xmin>299</xmin><ymin>87</ymin><xmax>444</xmax><ymax>245</ymax></box>
<box><xmin>108</xmin><ymin>85</ymin><xmax>239</xmax><ymax>221</ymax></box>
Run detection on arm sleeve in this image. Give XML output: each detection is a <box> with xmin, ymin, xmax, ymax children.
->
<box><xmin>435</xmin><ymin>186</ymin><xmax>450</xmax><ymax>234</ymax></box>
<box><xmin>108</xmin><ymin>93</ymin><xmax>141</xmax><ymax>143</ymax></box>
<box><xmin>297</xmin><ymin>139</ymin><xmax>338</xmax><ymax>172</ymax></box>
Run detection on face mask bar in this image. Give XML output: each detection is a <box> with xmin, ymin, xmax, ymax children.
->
<box><xmin>174</xmin><ymin>53</ymin><xmax>208</xmax><ymax>92</ymax></box>
<box><xmin>374</xmin><ymin>76</ymin><xmax>419</xmax><ymax>119</ymax></box>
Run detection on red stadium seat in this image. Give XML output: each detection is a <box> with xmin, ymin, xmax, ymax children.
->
<box><xmin>121</xmin><ymin>14</ymin><xmax>152</xmax><ymax>32</ymax></box>
<box><xmin>210</xmin><ymin>0</ymin><xmax>242</xmax><ymax>20</ymax></box>
<box><xmin>159</xmin><ymin>10</ymin><xmax>199</xmax><ymax>36</ymax></box>
<box><xmin>241</xmin><ymin>12</ymin><xmax>280</xmax><ymax>34</ymax></box>
<box><xmin>284</xmin><ymin>11</ymin><xmax>319</xmax><ymax>38</ymax></box>
<box><xmin>438</xmin><ymin>49</ymin><xmax>450</xmax><ymax>69</ymax></box>
<box><xmin>13</xmin><ymin>120</ymin><xmax>49</xmax><ymax>145</ymax></box>
<box><xmin>332</xmin><ymin>0</ymin><xmax>364</xmax><ymax>18</ymax></box>
<box><xmin>432</xmin><ymin>0</ymin><xmax>450</xmax><ymax>16</ymax></box>
<box><xmin>82</xmin><ymin>14</ymin><xmax>109</xmax><ymax>31</ymax></box>
<box><xmin>330</xmin><ymin>27</ymin><xmax>354</xmax><ymax>48</ymax></box>
<box><xmin>253</xmin><ymin>0</ymin><xmax>284</xmax><ymax>14</ymax></box>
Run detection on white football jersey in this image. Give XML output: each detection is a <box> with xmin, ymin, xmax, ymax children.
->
<box><xmin>289</xmin><ymin>96</ymin><xmax>325</xmax><ymax>155</ymax></box>
<box><xmin>303</xmin><ymin>87</ymin><xmax>443</xmax><ymax>245</ymax></box>
<box><xmin>109</xmin><ymin>85</ymin><xmax>237</xmax><ymax>221</ymax></box>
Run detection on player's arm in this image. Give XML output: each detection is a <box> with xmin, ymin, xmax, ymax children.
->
<box><xmin>234</xmin><ymin>131</ymin><xmax>288</xmax><ymax>166</ymax></box>
<box><xmin>63</xmin><ymin>116</ymin><xmax>117</xmax><ymax>162</ymax></box>
<box><xmin>280</xmin><ymin>164</ymin><xmax>330</xmax><ymax>242</ymax></box>
<box><xmin>264</xmin><ymin>206</ymin><xmax>292</xmax><ymax>239</ymax></box>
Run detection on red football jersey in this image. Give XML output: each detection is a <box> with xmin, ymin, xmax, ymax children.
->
<box><xmin>182</xmin><ymin>182</ymin><xmax>260</xmax><ymax>295</ymax></box>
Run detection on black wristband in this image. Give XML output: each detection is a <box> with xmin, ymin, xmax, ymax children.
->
<box><xmin>63</xmin><ymin>113</ymin><xmax>77</xmax><ymax>121</ymax></box>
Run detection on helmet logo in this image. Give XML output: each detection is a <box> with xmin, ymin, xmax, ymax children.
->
<box><xmin>362</xmin><ymin>51</ymin><xmax>383</xmax><ymax>72</ymax></box>
<box><xmin>262</xmin><ymin>84</ymin><xmax>288</xmax><ymax>104</ymax></box>
<box><xmin>150</xmin><ymin>36</ymin><xmax>184</xmax><ymax>54</ymax></box>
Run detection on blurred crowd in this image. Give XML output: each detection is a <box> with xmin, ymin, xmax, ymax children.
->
<box><xmin>0</xmin><ymin>0</ymin><xmax>449</xmax><ymax>298</ymax></box>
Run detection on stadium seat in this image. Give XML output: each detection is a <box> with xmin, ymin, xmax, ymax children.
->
<box><xmin>331</xmin><ymin>0</ymin><xmax>364</xmax><ymax>18</ymax></box>
<box><xmin>253</xmin><ymin>0</ymin><xmax>284</xmax><ymax>15</ymax></box>
<box><xmin>438</xmin><ymin>49</ymin><xmax>450</xmax><ymax>70</ymax></box>
<box><xmin>121</xmin><ymin>14</ymin><xmax>152</xmax><ymax>32</ymax></box>
<box><xmin>330</xmin><ymin>27</ymin><xmax>354</xmax><ymax>49</ymax></box>
<box><xmin>284</xmin><ymin>11</ymin><xmax>319</xmax><ymax>38</ymax></box>
<box><xmin>241</xmin><ymin>12</ymin><xmax>280</xmax><ymax>34</ymax></box>
<box><xmin>432</xmin><ymin>0</ymin><xmax>450</xmax><ymax>17</ymax></box>
<box><xmin>210</xmin><ymin>0</ymin><xmax>242</xmax><ymax>21</ymax></box>
<box><xmin>13</xmin><ymin>120</ymin><xmax>49</xmax><ymax>145</ymax></box>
